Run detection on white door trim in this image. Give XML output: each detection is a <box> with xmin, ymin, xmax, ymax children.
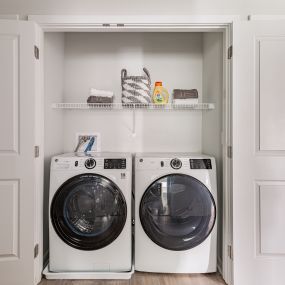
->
<box><xmin>27</xmin><ymin>16</ymin><xmax>234</xmax><ymax>283</ymax></box>
<box><xmin>27</xmin><ymin>15</ymin><xmax>239</xmax><ymax>32</ymax></box>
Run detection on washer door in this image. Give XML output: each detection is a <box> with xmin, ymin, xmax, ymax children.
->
<box><xmin>51</xmin><ymin>173</ymin><xmax>127</xmax><ymax>250</ymax></box>
<box><xmin>140</xmin><ymin>174</ymin><xmax>216</xmax><ymax>251</ymax></box>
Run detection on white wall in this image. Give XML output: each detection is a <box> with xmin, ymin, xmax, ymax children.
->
<box><xmin>62</xmin><ymin>32</ymin><xmax>203</xmax><ymax>153</ymax></box>
<box><xmin>202</xmin><ymin>32</ymin><xmax>224</xmax><ymax>270</ymax></box>
<box><xmin>1</xmin><ymin>0</ymin><xmax>285</xmax><ymax>19</ymax></box>
<box><xmin>43</xmin><ymin>33</ymin><xmax>65</xmax><ymax>258</ymax></box>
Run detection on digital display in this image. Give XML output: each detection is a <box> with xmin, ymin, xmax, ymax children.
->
<box><xmin>190</xmin><ymin>159</ymin><xmax>212</xmax><ymax>169</ymax></box>
<box><xmin>104</xmin><ymin>159</ymin><xmax>126</xmax><ymax>169</ymax></box>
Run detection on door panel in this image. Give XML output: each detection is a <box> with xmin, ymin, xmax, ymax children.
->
<box><xmin>0</xmin><ymin>20</ymin><xmax>41</xmax><ymax>285</ymax></box>
<box><xmin>0</xmin><ymin>180</ymin><xmax>19</xmax><ymax>258</ymax></box>
<box><xmin>259</xmin><ymin>39</ymin><xmax>285</xmax><ymax>151</ymax></box>
<box><xmin>233</xmin><ymin>20</ymin><xmax>285</xmax><ymax>285</ymax></box>
<box><xmin>0</xmin><ymin>34</ymin><xmax>19</xmax><ymax>153</ymax></box>
<box><xmin>259</xmin><ymin>184</ymin><xmax>285</xmax><ymax>254</ymax></box>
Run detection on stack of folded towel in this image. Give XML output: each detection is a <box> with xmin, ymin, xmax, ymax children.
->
<box><xmin>87</xmin><ymin>88</ymin><xmax>114</xmax><ymax>104</ymax></box>
<box><xmin>172</xmin><ymin>89</ymin><xmax>198</xmax><ymax>104</ymax></box>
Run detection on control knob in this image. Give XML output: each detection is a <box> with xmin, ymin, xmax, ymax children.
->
<box><xmin>170</xmin><ymin>158</ymin><xmax>182</xmax><ymax>169</ymax></box>
<box><xmin>85</xmin><ymin>158</ymin><xmax>96</xmax><ymax>169</ymax></box>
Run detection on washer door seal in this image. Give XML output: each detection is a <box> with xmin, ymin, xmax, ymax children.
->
<box><xmin>140</xmin><ymin>173</ymin><xmax>216</xmax><ymax>251</ymax></box>
<box><xmin>51</xmin><ymin>173</ymin><xmax>127</xmax><ymax>251</ymax></box>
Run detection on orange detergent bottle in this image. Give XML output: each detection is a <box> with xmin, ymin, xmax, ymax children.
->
<box><xmin>152</xmin><ymin>81</ymin><xmax>169</xmax><ymax>104</ymax></box>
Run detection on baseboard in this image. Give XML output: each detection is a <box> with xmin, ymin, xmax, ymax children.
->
<box><xmin>217</xmin><ymin>256</ymin><xmax>223</xmax><ymax>275</ymax></box>
<box><xmin>43</xmin><ymin>250</ymin><xmax>49</xmax><ymax>268</ymax></box>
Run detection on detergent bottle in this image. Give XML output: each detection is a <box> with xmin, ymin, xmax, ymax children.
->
<box><xmin>152</xmin><ymin>81</ymin><xmax>169</xmax><ymax>104</ymax></box>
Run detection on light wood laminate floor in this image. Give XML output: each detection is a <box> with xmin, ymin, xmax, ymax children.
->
<box><xmin>39</xmin><ymin>272</ymin><xmax>226</xmax><ymax>285</ymax></box>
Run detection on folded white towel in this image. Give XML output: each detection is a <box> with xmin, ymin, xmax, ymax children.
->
<box><xmin>173</xmin><ymin>98</ymin><xmax>198</xmax><ymax>104</ymax></box>
<box><xmin>89</xmin><ymin>88</ymin><xmax>114</xmax><ymax>98</ymax></box>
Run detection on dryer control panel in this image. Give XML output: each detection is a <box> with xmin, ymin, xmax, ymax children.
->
<box><xmin>136</xmin><ymin>156</ymin><xmax>214</xmax><ymax>170</ymax></box>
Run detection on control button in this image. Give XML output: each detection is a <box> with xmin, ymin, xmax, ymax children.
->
<box><xmin>170</xmin><ymin>158</ymin><xmax>182</xmax><ymax>169</ymax></box>
<box><xmin>161</xmin><ymin>161</ymin><xmax>164</xmax><ymax>167</ymax></box>
<box><xmin>85</xmin><ymin>158</ymin><xmax>96</xmax><ymax>169</ymax></box>
<box><xmin>75</xmin><ymin>161</ymin><xmax>78</xmax><ymax>167</ymax></box>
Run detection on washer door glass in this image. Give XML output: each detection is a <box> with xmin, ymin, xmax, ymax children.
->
<box><xmin>140</xmin><ymin>174</ymin><xmax>216</xmax><ymax>251</ymax></box>
<box><xmin>51</xmin><ymin>173</ymin><xmax>127</xmax><ymax>250</ymax></box>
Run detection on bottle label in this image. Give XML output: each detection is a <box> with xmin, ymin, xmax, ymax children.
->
<box><xmin>156</xmin><ymin>93</ymin><xmax>163</xmax><ymax>102</ymax></box>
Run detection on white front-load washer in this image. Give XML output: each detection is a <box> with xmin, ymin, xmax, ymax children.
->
<box><xmin>135</xmin><ymin>153</ymin><xmax>217</xmax><ymax>273</ymax></box>
<box><xmin>49</xmin><ymin>152</ymin><xmax>132</xmax><ymax>272</ymax></box>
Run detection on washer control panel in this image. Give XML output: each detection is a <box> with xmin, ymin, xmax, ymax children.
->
<box><xmin>52</xmin><ymin>156</ymin><xmax>130</xmax><ymax>170</ymax></box>
<box><xmin>85</xmin><ymin>158</ymin><xmax>96</xmax><ymax>169</ymax></box>
<box><xmin>190</xmin><ymin>159</ymin><xmax>212</xmax><ymax>169</ymax></box>
<box><xmin>170</xmin><ymin>158</ymin><xmax>182</xmax><ymax>169</ymax></box>
<box><xmin>104</xmin><ymin>159</ymin><xmax>126</xmax><ymax>169</ymax></box>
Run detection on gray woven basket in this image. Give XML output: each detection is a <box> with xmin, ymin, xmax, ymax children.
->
<box><xmin>121</xmin><ymin>68</ymin><xmax>151</xmax><ymax>104</ymax></box>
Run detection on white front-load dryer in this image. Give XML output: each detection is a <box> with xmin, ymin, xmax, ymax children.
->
<box><xmin>135</xmin><ymin>153</ymin><xmax>217</xmax><ymax>273</ymax></box>
<box><xmin>49</xmin><ymin>153</ymin><xmax>132</xmax><ymax>272</ymax></box>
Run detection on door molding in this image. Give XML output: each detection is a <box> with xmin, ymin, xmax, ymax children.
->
<box><xmin>28</xmin><ymin>15</ymin><xmax>238</xmax><ymax>32</ymax></box>
<box><xmin>27</xmin><ymin>15</ymin><xmax>234</xmax><ymax>284</ymax></box>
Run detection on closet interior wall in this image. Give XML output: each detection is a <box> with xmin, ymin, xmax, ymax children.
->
<box><xmin>43</xmin><ymin>32</ymin><xmax>65</xmax><ymax>258</ymax></box>
<box><xmin>43</xmin><ymin>31</ymin><xmax>224</xmax><ymax>268</ymax></box>
<box><xmin>62</xmin><ymin>32</ymin><xmax>203</xmax><ymax>153</ymax></box>
<box><xmin>202</xmin><ymin>32</ymin><xmax>224</xmax><ymax>270</ymax></box>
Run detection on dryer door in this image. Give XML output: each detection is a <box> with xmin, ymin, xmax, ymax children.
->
<box><xmin>140</xmin><ymin>174</ymin><xmax>216</xmax><ymax>251</ymax></box>
<box><xmin>51</xmin><ymin>173</ymin><xmax>127</xmax><ymax>250</ymax></box>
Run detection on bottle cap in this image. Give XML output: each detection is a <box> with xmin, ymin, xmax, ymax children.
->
<box><xmin>155</xmin><ymin>81</ymin><xmax>162</xmax><ymax>86</ymax></box>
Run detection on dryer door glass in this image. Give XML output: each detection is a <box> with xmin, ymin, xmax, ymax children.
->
<box><xmin>140</xmin><ymin>174</ymin><xmax>216</xmax><ymax>251</ymax></box>
<box><xmin>51</xmin><ymin>173</ymin><xmax>127</xmax><ymax>250</ymax></box>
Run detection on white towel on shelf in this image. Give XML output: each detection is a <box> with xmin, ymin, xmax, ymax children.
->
<box><xmin>89</xmin><ymin>88</ymin><xmax>114</xmax><ymax>98</ymax></box>
<box><xmin>173</xmin><ymin>98</ymin><xmax>198</xmax><ymax>104</ymax></box>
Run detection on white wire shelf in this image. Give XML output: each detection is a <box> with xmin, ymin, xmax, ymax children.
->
<box><xmin>52</xmin><ymin>103</ymin><xmax>215</xmax><ymax>110</ymax></box>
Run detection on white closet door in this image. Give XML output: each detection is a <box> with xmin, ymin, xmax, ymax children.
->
<box><xmin>233</xmin><ymin>20</ymin><xmax>285</xmax><ymax>285</ymax></box>
<box><xmin>0</xmin><ymin>20</ymin><xmax>42</xmax><ymax>285</ymax></box>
